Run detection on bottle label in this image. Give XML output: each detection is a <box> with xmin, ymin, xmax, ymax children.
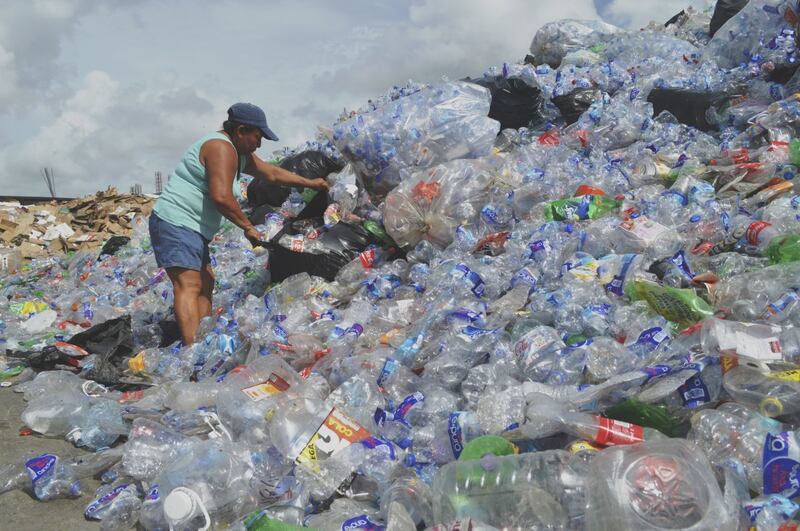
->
<box><xmin>619</xmin><ymin>216</ymin><xmax>669</xmax><ymax>243</ymax></box>
<box><xmin>359</xmin><ymin>249</ymin><xmax>377</xmax><ymax>269</ymax></box>
<box><xmin>341</xmin><ymin>514</ymin><xmax>385</xmax><ymax>531</ymax></box>
<box><xmin>771</xmin><ymin>369</ymin><xmax>800</xmax><ymax>382</ymax></box>
<box><xmin>568</xmin><ymin>440</ymin><xmax>600</xmax><ymax>455</ymax></box>
<box><xmin>668</xmin><ymin>250</ymin><xmax>695</xmax><ymax>279</ymax></box>
<box><xmin>760</xmin><ymin>291</ymin><xmax>800</xmax><ymax>321</ymax></box>
<box><xmin>376</xmin><ymin>358</ymin><xmax>398</xmax><ymax>387</ymax></box>
<box><xmin>454</xmin><ymin>264</ymin><xmax>485</xmax><ymax>297</ymax></box>
<box><xmin>296</xmin><ymin>408</ymin><xmax>372</xmax><ymax>472</ymax></box>
<box><xmin>359</xmin><ymin>436</ymin><xmax>397</xmax><ymax>460</ymax></box>
<box><xmin>430</xmin><ymin>519</ymin><xmax>477</xmax><ymax>531</ymax></box>
<box><xmin>145</xmin><ymin>484</ymin><xmax>159</xmax><ymax>502</ymax></box>
<box><xmin>714</xmin><ymin>320</ymin><xmax>783</xmax><ymax>361</ymax></box>
<box><xmin>605</xmin><ymin>254</ymin><xmax>637</xmax><ymax>297</ymax></box>
<box><xmin>25</xmin><ymin>454</ymin><xmax>57</xmax><ymax>484</ymax></box>
<box><xmin>633</xmin><ymin>327</ymin><xmax>669</xmax><ymax>352</ymax></box>
<box><xmin>527</xmin><ymin>239</ymin><xmax>552</xmax><ymax>259</ymax></box>
<box><xmin>241</xmin><ymin>373</ymin><xmax>291</xmax><ymax>402</ymax></box>
<box><xmin>746</xmin><ymin>221</ymin><xmax>772</xmax><ymax>246</ymax></box>
<box><xmin>720</xmin><ymin>356</ymin><xmax>739</xmax><ymax>374</ymax></box>
<box><xmin>448</xmin><ymin>412</ymin><xmax>465</xmax><ymax>459</ymax></box>
<box><xmin>594</xmin><ymin>417</ymin><xmax>644</xmax><ymax>446</ymax></box>
<box><xmin>393</xmin><ymin>392</ymin><xmax>424</xmax><ymax>425</ymax></box>
<box><xmin>289</xmin><ymin>237</ymin><xmax>305</xmax><ymax>253</ymax></box>
<box><xmin>511</xmin><ymin>266</ymin><xmax>538</xmax><ymax>291</ymax></box>
<box><xmin>763</xmin><ymin>432</ymin><xmax>800</xmax><ymax>499</ymax></box>
<box><xmin>677</xmin><ymin>374</ymin><xmax>711</xmax><ymax>408</ymax></box>
<box><xmin>457</xmin><ymin>325</ymin><xmax>496</xmax><ymax>343</ymax></box>
<box><xmin>85</xmin><ymin>484</ymin><xmax>129</xmax><ymax>518</ymax></box>
<box><xmin>128</xmin><ymin>352</ymin><xmax>146</xmax><ymax>374</ymax></box>
<box><xmin>640</xmin><ymin>364</ymin><xmax>672</xmax><ymax>381</ymax></box>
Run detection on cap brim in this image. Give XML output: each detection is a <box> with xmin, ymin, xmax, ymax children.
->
<box><xmin>261</xmin><ymin>126</ymin><xmax>279</xmax><ymax>141</ymax></box>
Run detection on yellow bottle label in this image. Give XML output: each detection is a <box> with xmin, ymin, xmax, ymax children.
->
<box><xmin>128</xmin><ymin>352</ymin><xmax>145</xmax><ymax>374</ymax></box>
<box><xmin>770</xmin><ymin>369</ymin><xmax>800</xmax><ymax>382</ymax></box>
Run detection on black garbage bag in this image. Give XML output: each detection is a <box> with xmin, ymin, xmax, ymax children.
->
<box><xmin>98</xmin><ymin>236</ymin><xmax>131</xmax><ymax>259</ymax></box>
<box><xmin>469</xmin><ymin>76</ymin><xmax>546</xmax><ymax>130</ymax></box>
<box><xmin>647</xmin><ymin>89</ymin><xmax>730</xmax><ymax>131</ymax></box>
<box><xmin>247</xmin><ymin>150</ymin><xmax>344</xmax><ymax>208</ymax></box>
<box><xmin>295</xmin><ymin>188</ymin><xmax>329</xmax><ymax>221</ymax></box>
<box><xmin>552</xmin><ymin>88</ymin><xmax>603</xmax><ymax>125</ymax></box>
<box><xmin>68</xmin><ymin>316</ymin><xmax>133</xmax><ymax>385</ymax></box>
<box><xmin>157</xmin><ymin>320</ymin><xmax>181</xmax><ymax>348</ymax></box>
<box><xmin>7</xmin><ymin>343</ymin><xmax>83</xmax><ymax>371</ymax></box>
<box><xmin>263</xmin><ymin>220</ymin><xmax>402</xmax><ymax>283</ymax></box>
<box><xmin>248</xmin><ymin>189</ymin><xmax>332</xmax><ymax>230</ymax></box>
<box><xmin>264</xmin><ymin>243</ymin><xmax>351</xmax><ymax>283</ymax></box>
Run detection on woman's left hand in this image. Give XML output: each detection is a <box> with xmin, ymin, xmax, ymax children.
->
<box><xmin>307</xmin><ymin>178</ymin><xmax>330</xmax><ymax>192</ymax></box>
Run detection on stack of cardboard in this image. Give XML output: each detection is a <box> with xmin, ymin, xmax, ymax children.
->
<box><xmin>0</xmin><ymin>187</ymin><xmax>153</xmax><ymax>262</ymax></box>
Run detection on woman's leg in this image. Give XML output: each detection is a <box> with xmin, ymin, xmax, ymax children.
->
<box><xmin>167</xmin><ymin>267</ymin><xmax>203</xmax><ymax>345</ymax></box>
<box><xmin>199</xmin><ymin>264</ymin><xmax>215</xmax><ymax>319</ymax></box>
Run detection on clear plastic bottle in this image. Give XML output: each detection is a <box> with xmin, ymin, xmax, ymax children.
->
<box><xmin>431</xmin><ymin>450</ymin><xmax>584</xmax><ymax>529</ymax></box>
<box><xmin>157</xmin><ymin>439</ymin><xmax>255</xmax><ymax>531</ymax></box>
<box><xmin>0</xmin><ymin>449</ymin><xmax>122</xmax><ymax>501</ymax></box>
<box><xmin>519</xmin><ymin>393</ymin><xmax>664</xmax><ymax>445</ymax></box>
<box><xmin>723</xmin><ymin>364</ymin><xmax>800</xmax><ymax>417</ymax></box>
<box><xmin>688</xmin><ymin>402</ymin><xmax>786</xmax><ymax>495</ymax></box>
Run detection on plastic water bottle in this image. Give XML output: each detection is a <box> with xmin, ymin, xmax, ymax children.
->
<box><xmin>0</xmin><ymin>449</ymin><xmax>122</xmax><ymax>501</ymax></box>
<box><xmin>518</xmin><ymin>393</ymin><xmax>665</xmax><ymax>445</ymax></box>
<box><xmin>157</xmin><ymin>439</ymin><xmax>255</xmax><ymax>531</ymax></box>
<box><xmin>688</xmin><ymin>402</ymin><xmax>788</xmax><ymax>496</ymax></box>
<box><xmin>431</xmin><ymin>450</ymin><xmax>585</xmax><ymax>529</ymax></box>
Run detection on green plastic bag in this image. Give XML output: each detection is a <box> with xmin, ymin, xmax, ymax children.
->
<box><xmin>765</xmin><ymin>234</ymin><xmax>800</xmax><ymax>265</ymax></box>
<box><xmin>625</xmin><ymin>280</ymin><xmax>713</xmax><ymax>328</ymax></box>
<box><xmin>543</xmin><ymin>195</ymin><xmax>621</xmax><ymax>222</ymax></box>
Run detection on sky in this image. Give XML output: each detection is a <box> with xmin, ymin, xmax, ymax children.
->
<box><xmin>0</xmin><ymin>0</ymin><xmax>710</xmax><ymax>197</ymax></box>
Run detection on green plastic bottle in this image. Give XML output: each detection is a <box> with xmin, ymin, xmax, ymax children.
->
<box><xmin>458</xmin><ymin>435</ymin><xmax>518</xmax><ymax>461</ymax></box>
<box><xmin>790</xmin><ymin>139</ymin><xmax>800</xmax><ymax>166</ymax></box>
<box><xmin>242</xmin><ymin>511</ymin><xmax>308</xmax><ymax>531</ymax></box>
<box><xmin>604</xmin><ymin>399</ymin><xmax>685</xmax><ymax>438</ymax></box>
<box><xmin>765</xmin><ymin>234</ymin><xmax>800</xmax><ymax>264</ymax></box>
<box><xmin>625</xmin><ymin>280</ymin><xmax>713</xmax><ymax>328</ymax></box>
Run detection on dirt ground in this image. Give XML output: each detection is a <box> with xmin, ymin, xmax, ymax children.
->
<box><xmin>0</xmin><ymin>388</ymin><xmax>101</xmax><ymax>530</ymax></box>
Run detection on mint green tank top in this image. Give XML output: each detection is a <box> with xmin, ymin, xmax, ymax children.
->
<box><xmin>153</xmin><ymin>132</ymin><xmax>246</xmax><ymax>240</ymax></box>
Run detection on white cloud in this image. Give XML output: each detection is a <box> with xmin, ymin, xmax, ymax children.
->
<box><xmin>602</xmin><ymin>0</ymin><xmax>712</xmax><ymax>29</ymax></box>
<box><xmin>308</xmin><ymin>0</ymin><xmax>600</xmax><ymax>111</ymax></box>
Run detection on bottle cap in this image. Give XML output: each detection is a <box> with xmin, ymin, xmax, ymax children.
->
<box><xmin>163</xmin><ymin>489</ymin><xmax>196</xmax><ymax>523</ymax></box>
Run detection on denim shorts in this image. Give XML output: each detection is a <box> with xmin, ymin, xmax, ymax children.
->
<box><xmin>149</xmin><ymin>213</ymin><xmax>211</xmax><ymax>271</ymax></box>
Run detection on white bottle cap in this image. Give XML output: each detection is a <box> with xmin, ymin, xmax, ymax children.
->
<box><xmin>163</xmin><ymin>489</ymin><xmax>196</xmax><ymax>523</ymax></box>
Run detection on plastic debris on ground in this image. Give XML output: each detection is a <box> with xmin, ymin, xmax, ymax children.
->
<box><xmin>6</xmin><ymin>2</ymin><xmax>800</xmax><ymax>530</ymax></box>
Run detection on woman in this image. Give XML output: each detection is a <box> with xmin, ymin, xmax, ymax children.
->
<box><xmin>149</xmin><ymin>102</ymin><xmax>328</xmax><ymax>345</ymax></box>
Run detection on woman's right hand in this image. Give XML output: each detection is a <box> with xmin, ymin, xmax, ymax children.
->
<box><xmin>244</xmin><ymin>226</ymin><xmax>264</xmax><ymax>247</ymax></box>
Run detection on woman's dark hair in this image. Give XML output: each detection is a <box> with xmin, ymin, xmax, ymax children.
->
<box><xmin>222</xmin><ymin>120</ymin><xmax>258</xmax><ymax>136</ymax></box>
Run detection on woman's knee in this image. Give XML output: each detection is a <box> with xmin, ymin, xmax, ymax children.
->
<box><xmin>167</xmin><ymin>268</ymin><xmax>203</xmax><ymax>294</ymax></box>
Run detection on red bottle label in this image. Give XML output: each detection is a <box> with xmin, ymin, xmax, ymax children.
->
<box><xmin>594</xmin><ymin>417</ymin><xmax>644</xmax><ymax>446</ymax></box>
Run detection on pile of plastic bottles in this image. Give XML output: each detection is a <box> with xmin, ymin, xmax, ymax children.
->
<box><xmin>5</xmin><ymin>1</ymin><xmax>800</xmax><ymax>529</ymax></box>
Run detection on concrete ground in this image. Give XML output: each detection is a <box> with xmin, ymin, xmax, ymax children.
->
<box><xmin>0</xmin><ymin>388</ymin><xmax>100</xmax><ymax>531</ymax></box>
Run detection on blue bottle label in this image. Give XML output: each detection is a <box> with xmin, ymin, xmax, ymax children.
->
<box><xmin>341</xmin><ymin>515</ymin><xmax>385</xmax><ymax>531</ymax></box>
<box><xmin>448</xmin><ymin>412</ymin><xmax>464</xmax><ymax>459</ymax></box>
<box><xmin>85</xmin><ymin>484</ymin><xmax>129</xmax><ymax>518</ymax></box>
<box><xmin>25</xmin><ymin>454</ymin><xmax>57</xmax><ymax>485</ymax></box>
<box><xmin>763</xmin><ymin>432</ymin><xmax>800</xmax><ymax>499</ymax></box>
<box><xmin>678</xmin><ymin>374</ymin><xmax>711</xmax><ymax>408</ymax></box>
